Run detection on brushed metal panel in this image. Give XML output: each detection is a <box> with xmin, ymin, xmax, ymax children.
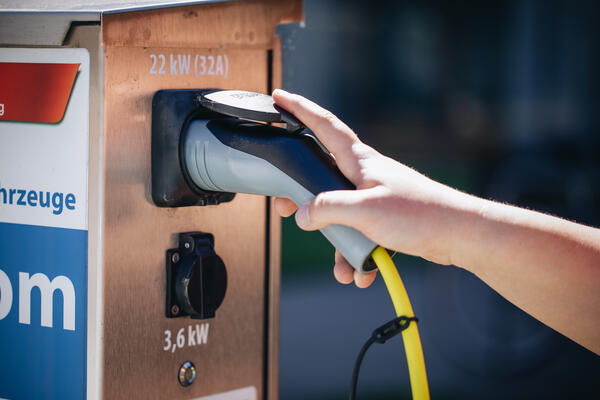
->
<box><xmin>0</xmin><ymin>1</ymin><xmax>223</xmax><ymax>13</ymax></box>
<box><xmin>101</xmin><ymin>3</ymin><xmax>304</xmax><ymax>397</ymax></box>
<box><xmin>103</xmin><ymin>43</ymin><xmax>269</xmax><ymax>399</ymax></box>
<box><xmin>266</xmin><ymin>34</ymin><xmax>283</xmax><ymax>400</ymax></box>
<box><xmin>267</xmin><ymin>197</ymin><xmax>281</xmax><ymax>400</ymax></box>
<box><xmin>102</xmin><ymin>0</ymin><xmax>303</xmax><ymax>49</ymax></box>
<box><xmin>63</xmin><ymin>24</ymin><xmax>105</xmax><ymax>400</ymax></box>
<box><xmin>0</xmin><ymin>13</ymin><xmax>99</xmax><ymax>46</ymax></box>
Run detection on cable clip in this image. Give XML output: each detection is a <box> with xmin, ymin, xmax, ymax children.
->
<box><xmin>350</xmin><ymin>315</ymin><xmax>420</xmax><ymax>399</ymax></box>
<box><xmin>372</xmin><ymin>315</ymin><xmax>418</xmax><ymax>344</ymax></box>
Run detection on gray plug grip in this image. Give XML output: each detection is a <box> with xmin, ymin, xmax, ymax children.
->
<box><xmin>183</xmin><ymin>119</ymin><xmax>377</xmax><ymax>273</ymax></box>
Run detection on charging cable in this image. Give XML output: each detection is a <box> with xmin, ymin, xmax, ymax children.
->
<box><xmin>350</xmin><ymin>315</ymin><xmax>418</xmax><ymax>400</ymax></box>
<box><xmin>351</xmin><ymin>246</ymin><xmax>430</xmax><ymax>399</ymax></box>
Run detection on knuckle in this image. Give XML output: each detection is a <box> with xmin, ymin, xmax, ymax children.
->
<box><xmin>316</xmin><ymin>109</ymin><xmax>338</xmax><ymax>128</ymax></box>
<box><xmin>311</xmin><ymin>192</ymin><xmax>337</xmax><ymax>218</ymax></box>
<box><xmin>312</xmin><ymin>192</ymin><xmax>329</xmax><ymax>210</ymax></box>
<box><xmin>321</xmin><ymin>109</ymin><xmax>337</xmax><ymax>122</ymax></box>
<box><xmin>352</xmin><ymin>141</ymin><xmax>373</xmax><ymax>157</ymax></box>
<box><xmin>289</xmin><ymin>94</ymin><xmax>303</xmax><ymax>107</ymax></box>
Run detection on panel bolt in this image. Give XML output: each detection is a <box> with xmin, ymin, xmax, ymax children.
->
<box><xmin>171</xmin><ymin>305</ymin><xmax>180</xmax><ymax>316</ymax></box>
<box><xmin>178</xmin><ymin>361</ymin><xmax>196</xmax><ymax>387</ymax></box>
<box><xmin>171</xmin><ymin>252</ymin><xmax>180</xmax><ymax>264</ymax></box>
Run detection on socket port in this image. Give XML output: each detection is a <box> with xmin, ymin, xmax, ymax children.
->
<box><xmin>165</xmin><ymin>232</ymin><xmax>227</xmax><ymax>319</ymax></box>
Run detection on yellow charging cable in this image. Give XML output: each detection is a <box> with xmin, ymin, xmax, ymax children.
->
<box><xmin>371</xmin><ymin>246</ymin><xmax>430</xmax><ymax>400</ymax></box>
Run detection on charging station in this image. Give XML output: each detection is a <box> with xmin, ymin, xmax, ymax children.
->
<box><xmin>0</xmin><ymin>1</ymin><xmax>302</xmax><ymax>399</ymax></box>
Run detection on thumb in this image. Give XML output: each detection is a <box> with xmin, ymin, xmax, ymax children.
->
<box><xmin>295</xmin><ymin>188</ymin><xmax>376</xmax><ymax>231</ymax></box>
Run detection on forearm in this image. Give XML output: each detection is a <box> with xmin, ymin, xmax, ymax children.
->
<box><xmin>447</xmin><ymin>193</ymin><xmax>600</xmax><ymax>353</ymax></box>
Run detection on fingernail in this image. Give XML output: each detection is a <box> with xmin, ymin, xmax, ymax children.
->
<box><xmin>295</xmin><ymin>204</ymin><xmax>310</xmax><ymax>228</ymax></box>
<box><xmin>353</xmin><ymin>271</ymin><xmax>363</xmax><ymax>288</ymax></box>
<box><xmin>354</xmin><ymin>270</ymin><xmax>371</xmax><ymax>289</ymax></box>
<box><xmin>272</xmin><ymin>88</ymin><xmax>287</xmax><ymax>96</ymax></box>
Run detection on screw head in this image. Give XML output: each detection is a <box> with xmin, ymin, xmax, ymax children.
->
<box><xmin>171</xmin><ymin>304</ymin><xmax>180</xmax><ymax>315</ymax></box>
<box><xmin>171</xmin><ymin>252</ymin><xmax>180</xmax><ymax>264</ymax></box>
<box><xmin>184</xmin><ymin>242</ymin><xmax>191</xmax><ymax>249</ymax></box>
<box><xmin>178</xmin><ymin>361</ymin><xmax>196</xmax><ymax>387</ymax></box>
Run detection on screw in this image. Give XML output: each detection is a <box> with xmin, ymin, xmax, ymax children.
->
<box><xmin>178</xmin><ymin>361</ymin><xmax>196</xmax><ymax>387</ymax></box>
<box><xmin>171</xmin><ymin>252</ymin><xmax>180</xmax><ymax>264</ymax></box>
<box><xmin>184</xmin><ymin>242</ymin><xmax>191</xmax><ymax>249</ymax></box>
<box><xmin>171</xmin><ymin>304</ymin><xmax>180</xmax><ymax>316</ymax></box>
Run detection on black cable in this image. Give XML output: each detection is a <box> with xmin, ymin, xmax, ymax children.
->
<box><xmin>350</xmin><ymin>335</ymin><xmax>377</xmax><ymax>400</ymax></box>
<box><xmin>349</xmin><ymin>316</ymin><xmax>418</xmax><ymax>400</ymax></box>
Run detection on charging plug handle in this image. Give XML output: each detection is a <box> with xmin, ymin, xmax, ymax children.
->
<box><xmin>183</xmin><ymin>117</ymin><xmax>379</xmax><ymax>272</ymax></box>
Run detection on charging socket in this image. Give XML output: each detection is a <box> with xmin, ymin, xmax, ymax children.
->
<box><xmin>151</xmin><ymin>89</ymin><xmax>235</xmax><ymax>207</ymax></box>
<box><xmin>165</xmin><ymin>232</ymin><xmax>227</xmax><ymax>319</ymax></box>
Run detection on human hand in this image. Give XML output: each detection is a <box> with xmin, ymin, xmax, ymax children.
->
<box><xmin>272</xmin><ymin>89</ymin><xmax>476</xmax><ymax>288</ymax></box>
<box><xmin>273</xmin><ymin>91</ymin><xmax>600</xmax><ymax>354</ymax></box>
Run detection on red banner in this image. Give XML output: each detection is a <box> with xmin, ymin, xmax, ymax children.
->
<box><xmin>0</xmin><ymin>62</ymin><xmax>80</xmax><ymax>123</ymax></box>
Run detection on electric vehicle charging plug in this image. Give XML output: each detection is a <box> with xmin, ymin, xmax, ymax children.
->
<box><xmin>179</xmin><ymin>89</ymin><xmax>379</xmax><ymax>272</ymax></box>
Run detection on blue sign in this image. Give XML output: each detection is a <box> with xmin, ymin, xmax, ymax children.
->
<box><xmin>0</xmin><ymin>222</ymin><xmax>87</xmax><ymax>399</ymax></box>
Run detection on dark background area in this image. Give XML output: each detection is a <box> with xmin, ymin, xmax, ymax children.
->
<box><xmin>276</xmin><ymin>1</ymin><xmax>600</xmax><ymax>399</ymax></box>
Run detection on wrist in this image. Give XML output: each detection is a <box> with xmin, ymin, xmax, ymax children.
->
<box><xmin>446</xmin><ymin>193</ymin><xmax>510</xmax><ymax>275</ymax></box>
<box><xmin>428</xmin><ymin>186</ymin><xmax>489</xmax><ymax>271</ymax></box>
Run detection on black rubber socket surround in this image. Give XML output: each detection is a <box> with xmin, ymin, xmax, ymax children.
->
<box><xmin>151</xmin><ymin>89</ymin><xmax>235</xmax><ymax>207</ymax></box>
<box><xmin>206</xmin><ymin>118</ymin><xmax>379</xmax><ymax>272</ymax></box>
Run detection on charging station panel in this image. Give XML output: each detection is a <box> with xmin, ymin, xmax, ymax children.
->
<box><xmin>0</xmin><ymin>1</ymin><xmax>302</xmax><ymax>399</ymax></box>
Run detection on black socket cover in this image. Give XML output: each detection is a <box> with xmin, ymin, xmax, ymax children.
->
<box><xmin>167</xmin><ymin>232</ymin><xmax>227</xmax><ymax>319</ymax></box>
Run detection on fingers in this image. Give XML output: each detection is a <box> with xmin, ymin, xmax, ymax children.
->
<box><xmin>272</xmin><ymin>89</ymin><xmax>357</xmax><ymax>151</ymax></box>
<box><xmin>272</xmin><ymin>89</ymin><xmax>365</xmax><ymax>183</ymax></box>
<box><xmin>354</xmin><ymin>269</ymin><xmax>377</xmax><ymax>288</ymax></box>
<box><xmin>333</xmin><ymin>250</ymin><xmax>377</xmax><ymax>288</ymax></box>
<box><xmin>295</xmin><ymin>186</ymin><xmax>382</xmax><ymax>231</ymax></box>
<box><xmin>333</xmin><ymin>250</ymin><xmax>354</xmax><ymax>284</ymax></box>
<box><xmin>272</xmin><ymin>90</ymin><xmax>380</xmax><ymax>289</ymax></box>
<box><xmin>274</xmin><ymin>197</ymin><xmax>297</xmax><ymax>217</ymax></box>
